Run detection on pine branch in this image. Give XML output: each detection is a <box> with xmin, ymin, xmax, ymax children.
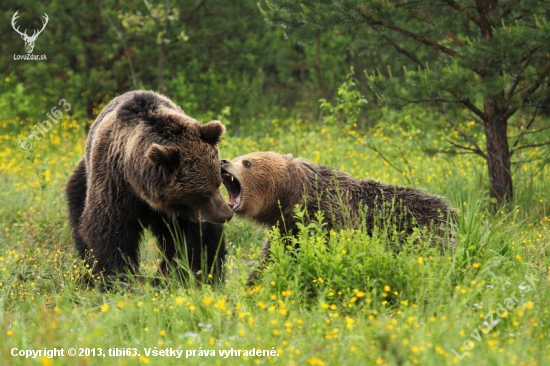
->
<box><xmin>100</xmin><ymin>8</ymin><xmax>138</xmax><ymax>88</ymax></box>
<box><xmin>506</xmin><ymin>73</ymin><xmax>523</xmax><ymax>99</ymax></box>
<box><xmin>371</xmin><ymin>26</ymin><xmax>424</xmax><ymax>67</ymax></box>
<box><xmin>513</xmin><ymin>141</ymin><xmax>550</xmax><ymax>151</ymax></box>
<box><xmin>424</xmin><ymin>147</ymin><xmax>483</xmax><ymax>156</ymax></box>
<box><xmin>509</xmin><ymin>125</ymin><xmax>550</xmax><ymax>138</ymax></box>
<box><xmin>446</xmin><ymin>139</ymin><xmax>487</xmax><ymax>158</ymax></box>
<box><xmin>441</xmin><ymin>0</ymin><xmax>482</xmax><ymax>27</ymax></box>
<box><xmin>411</xmin><ymin>8</ymin><xmax>438</xmax><ymax>26</ymax></box>
<box><xmin>475</xmin><ymin>0</ymin><xmax>495</xmax><ymax>39</ymax></box>
<box><xmin>503</xmin><ymin>107</ymin><xmax>519</xmax><ymax>121</ymax></box>
<box><xmin>531</xmin><ymin>160</ymin><xmax>550</xmax><ymax>178</ymax></box>
<box><xmin>503</xmin><ymin>46</ymin><xmax>544</xmax><ymax>96</ymax></box>
<box><xmin>496</xmin><ymin>0</ymin><xmax>521</xmax><ymax>21</ymax></box>
<box><xmin>521</xmin><ymin>62</ymin><xmax>550</xmax><ymax>104</ymax></box>
<box><xmin>510</xmin><ymin>107</ymin><xmax>538</xmax><ymax>156</ymax></box>
<box><xmin>354</xmin><ymin>8</ymin><xmax>465</xmax><ymax>59</ymax></box>
<box><xmin>444</xmin><ymin>31</ymin><xmax>465</xmax><ymax>47</ymax></box>
<box><xmin>441</xmin><ymin>103</ymin><xmax>488</xmax><ymax>159</ymax></box>
<box><xmin>391</xmin><ymin>96</ymin><xmax>467</xmax><ymax>104</ymax></box>
<box><xmin>182</xmin><ymin>0</ymin><xmax>207</xmax><ymax>23</ymax></box>
<box><xmin>521</xmin><ymin>44</ymin><xmax>544</xmax><ymax>63</ymax></box>
<box><xmin>356</xmin><ymin>141</ymin><xmax>413</xmax><ymax>186</ymax></box>
<box><xmin>448</xmin><ymin>90</ymin><xmax>485</xmax><ymax>119</ymax></box>
<box><xmin>466</xmin><ymin>113</ymin><xmax>484</xmax><ymax>126</ymax></box>
<box><xmin>383</xmin><ymin>23</ymin><xmax>465</xmax><ymax>59</ymax></box>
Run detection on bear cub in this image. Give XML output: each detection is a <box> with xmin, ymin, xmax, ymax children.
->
<box><xmin>66</xmin><ymin>90</ymin><xmax>233</xmax><ymax>286</ymax></box>
<box><xmin>220</xmin><ymin>152</ymin><xmax>456</xmax><ymax>285</ymax></box>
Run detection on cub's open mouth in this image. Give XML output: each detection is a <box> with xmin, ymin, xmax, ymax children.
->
<box><xmin>221</xmin><ymin>169</ymin><xmax>242</xmax><ymax>211</ymax></box>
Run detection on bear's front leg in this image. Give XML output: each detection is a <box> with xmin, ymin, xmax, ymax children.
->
<box><xmin>65</xmin><ymin>159</ymin><xmax>88</xmax><ymax>260</ymax></box>
<box><xmin>149</xmin><ymin>217</ymin><xmax>185</xmax><ymax>285</ymax></box>
<box><xmin>150</xmin><ymin>217</ymin><xmax>226</xmax><ymax>286</ymax></box>
<box><xmin>79</xmin><ymin>205</ymin><xmax>143</xmax><ymax>284</ymax></box>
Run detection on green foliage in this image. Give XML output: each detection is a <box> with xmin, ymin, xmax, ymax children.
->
<box><xmin>264</xmin><ymin>0</ymin><xmax>550</xmax><ymax>104</ymax></box>
<box><xmin>319</xmin><ymin>70</ymin><xmax>367</xmax><ymax>129</ymax></box>
<box><xmin>257</xmin><ymin>210</ymin><xmax>451</xmax><ymax>314</ymax></box>
<box><xmin>263</xmin><ymin>0</ymin><xmax>550</xmax><ymax>203</ymax></box>
<box><xmin>0</xmin><ymin>0</ymin><xmax>329</xmax><ymax>125</ymax></box>
<box><xmin>264</xmin><ymin>0</ymin><xmax>550</xmax><ymax>116</ymax></box>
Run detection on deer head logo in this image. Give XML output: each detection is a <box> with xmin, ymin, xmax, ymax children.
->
<box><xmin>11</xmin><ymin>11</ymin><xmax>49</xmax><ymax>54</ymax></box>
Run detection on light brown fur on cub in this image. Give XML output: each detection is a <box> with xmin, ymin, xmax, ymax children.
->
<box><xmin>221</xmin><ymin>152</ymin><xmax>456</xmax><ymax>285</ymax></box>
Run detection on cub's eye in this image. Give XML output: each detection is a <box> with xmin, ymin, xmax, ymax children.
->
<box><xmin>243</xmin><ymin>160</ymin><xmax>252</xmax><ymax>168</ymax></box>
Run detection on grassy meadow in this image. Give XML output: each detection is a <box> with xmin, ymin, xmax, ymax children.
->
<box><xmin>0</xmin><ymin>106</ymin><xmax>549</xmax><ymax>366</ymax></box>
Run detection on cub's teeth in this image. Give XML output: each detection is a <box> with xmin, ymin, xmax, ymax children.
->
<box><xmin>231</xmin><ymin>176</ymin><xmax>234</xmax><ymax>182</ymax></box>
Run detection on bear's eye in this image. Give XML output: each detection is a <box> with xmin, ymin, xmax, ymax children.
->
<box><xmin>243</xmin><ymin>160</ymin><xmax>252</xmax><ymax>168</ymax></box>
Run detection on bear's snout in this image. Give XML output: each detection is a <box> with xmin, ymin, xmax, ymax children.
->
<box><xmin>197</xmin><ymin>190</ymin><xmax>234</xmax><ymax>223</ymax></box>
<box><xmin>221</xmin><ymin>159</ymin><xmax>230</xmax><ymax>166</ymax></box>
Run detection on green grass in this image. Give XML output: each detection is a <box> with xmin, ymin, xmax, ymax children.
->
<box><xmin>0</xmin><ymin>112</ymin><xmax>549</xmax><ymax>366</ymax></box>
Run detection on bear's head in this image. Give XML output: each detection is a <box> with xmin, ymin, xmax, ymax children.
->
<box><xmin>119</xmin><ymin>92</ymin><xmax>233</xmax><ymax>224</ymax></box>
<box><xmin>220</xmin><ymin>152</ymin><xmax>294</xmax><ymax>222</ymax></box>
<box><xmin>143</xmin><ymin>121</ymin><xmax>234</xmax><ymax>224</ymax></box>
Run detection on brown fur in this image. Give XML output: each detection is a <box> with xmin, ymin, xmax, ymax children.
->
<box><xmin>66</xmin><ymin>90</ymin><xmax>233</xmax><ymax>286</ymax></box>
<box><xmin>221</xmin><ymin>152</ymin><xmax>457</xmax><ymax>285</ymax></box>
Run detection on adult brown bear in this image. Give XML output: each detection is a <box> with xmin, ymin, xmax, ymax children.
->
<box><xmin>66</xmin><ymin>91</ymin><xmax>233</xmax><ymax>286</ymax></box>
<box><xmin>220</xmin><ymin>152</ymin><xmax>456</xmax><ymax>285</ymax></box>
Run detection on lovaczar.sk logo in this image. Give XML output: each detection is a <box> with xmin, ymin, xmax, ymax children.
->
<box><xmin>12</xmin><ymin>10</ymin><xmax>48</xmax><ymax>61</ymax></box>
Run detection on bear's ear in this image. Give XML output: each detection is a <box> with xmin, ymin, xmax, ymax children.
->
<box><xmin>282</xmin><ymin>153</ymin><xmax>294</xmax><ymax>161</ymax></box>
<box><xmin>199</xmin><ymin>121</ymin><xmax>226</xmax><ymax>145</ymax></box>
<box><xmin>146</xmin><ymin>144</ymin><xmax>180</xmax><ymax>174</ymax></box>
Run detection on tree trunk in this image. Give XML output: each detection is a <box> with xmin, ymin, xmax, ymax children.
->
<box><xmin>157</xmin><ymin>0</ymin><xmax>171</xmax><ymax>95</ymax></box>
<box><xmin>315</xmin><ymin>37</ymin><xmax>323</xmax><ymax>96</ymax></box>
<box><xmin>483</xmin><ymin>100</ymin><xmax>513</xmax><ymax>204</ymax></box>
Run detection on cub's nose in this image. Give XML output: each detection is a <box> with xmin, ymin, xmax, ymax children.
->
<box><xmin>221</xmin><ymin>159</ymin><xmax>230</xmax><ymax>166</ymax></box>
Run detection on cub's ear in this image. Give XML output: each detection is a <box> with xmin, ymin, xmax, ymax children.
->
<box><xmin>282</xmin><ymin>153</ymin><xmax>294</xmax><ymax>161</ymax></box>
<box><xmin>146</xmin><ymin>144</ymin><xmax>180</xmax><ymax>175</ymax></box>
<box><xmin>199</xmin><ymin>120</ymin><xmax>226</xmax><ymax>145</ymax></box>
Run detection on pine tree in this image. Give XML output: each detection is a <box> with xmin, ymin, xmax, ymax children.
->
<box><xmin>262</xmin><ymin>0</ymin><xmax>550</xmax><ymax>205</ymax></box>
